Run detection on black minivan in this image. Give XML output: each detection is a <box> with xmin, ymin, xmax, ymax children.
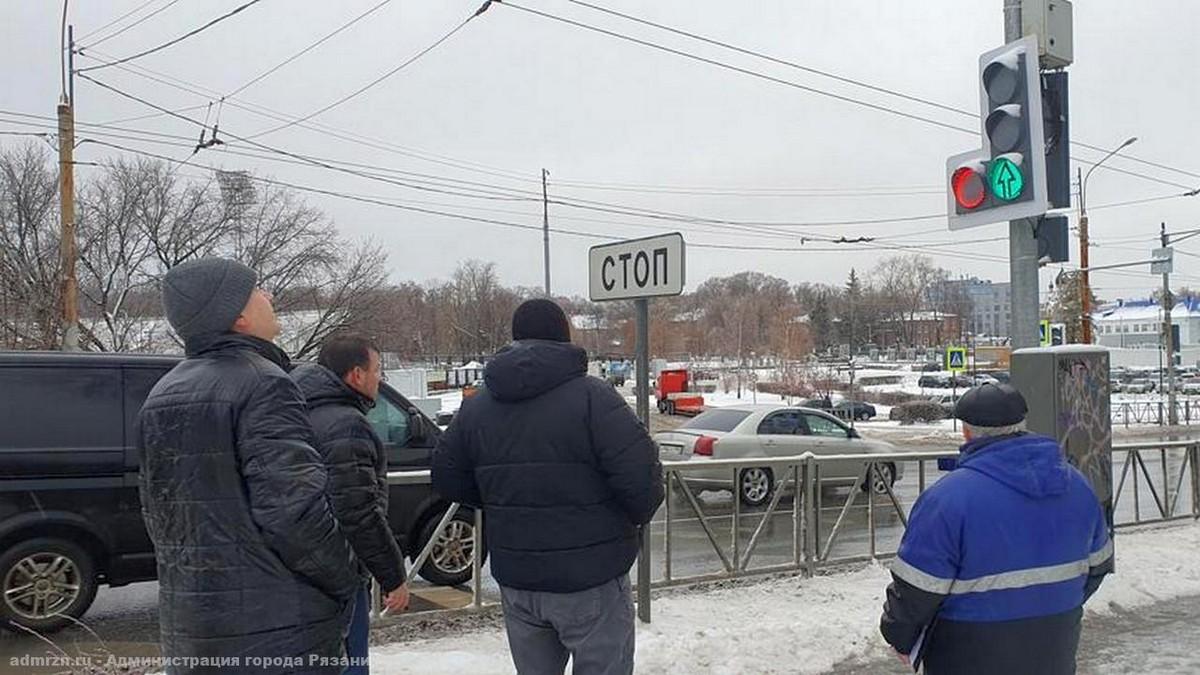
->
<box><xmin>0</xmin><ymin>351</ymin><xmax>480</xmax><ymax>632</ymax></box>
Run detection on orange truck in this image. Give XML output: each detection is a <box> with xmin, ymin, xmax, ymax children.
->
<box><xmin>655</xmin><ymin>368</ymin><xmax>705</xmax><ymax>416</ymax></box>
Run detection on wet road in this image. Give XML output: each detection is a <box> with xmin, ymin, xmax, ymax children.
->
<box><xmin>1</xmin><ymin>421</ymin><xmax>1196</xmax><ymax>671</ymax></box>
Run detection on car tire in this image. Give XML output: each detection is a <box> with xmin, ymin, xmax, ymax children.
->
<box><xmin>416</xmin><ymin>510</ymin><xmax>487</xmax><ymax>587</ymax></box>
<box><xmin>0</xmin><ymin>537</ymin><xmax>98</xmax><ymax>634</ymax></box>
<box><xmin>857</xmin><ymin>411</ymin><xmax>870</xmax><ymax>422</ymax></box>
<box><xmin>657</xmin><ymin>400</ymin><xmax>667</xmax><ymax>414</ymax></box>
<box><xmin>862</xmin><ymin>463</ymin><xmax>897</xmax><ymax>495</ymax></box>
<box><xmin>738</xmin><ymin>468</ymin><xmax>774</xmax><ymax>507</ymax></box>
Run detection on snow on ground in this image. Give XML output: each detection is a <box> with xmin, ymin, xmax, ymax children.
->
<box><xmin>367</xmin><ymin>522</ymin><xmax>1200</xmax><ymax>675</ymax></box>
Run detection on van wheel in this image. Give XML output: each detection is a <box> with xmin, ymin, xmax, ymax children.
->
<box><xmin>0</xmin><ymin>538</ymin><xmax>98</xmax><ymax>634</ymax></box>
<box><xmin>417</xmin><ymin>510</ymin><xmax>487</xmax><ymax>587</ymax></box>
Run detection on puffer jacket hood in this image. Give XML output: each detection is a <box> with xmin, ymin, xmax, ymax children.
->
<box><xmin>483</xmin><ymin>340</ymin><xmax>588</xmax><ymax>402</ymax></box>
<box><xmin>958</xmin><ymin>433</ymin><xmax>1070</xmax><ymax>499</ymax></box>
<box><xmin>292</xmin><ymin>362</ymin><xmax>373</xmax><ymax>414</ymax></box>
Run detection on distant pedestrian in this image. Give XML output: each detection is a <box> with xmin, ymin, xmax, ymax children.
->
<box><xmin>293</xmin><ymin>335</ymin><xmax>412</xmax><ymax>675</ymax></box>
<box><xmin>432</xmin><ymin>298</ymin><xmax>664</xmax><ymax>675</ymax></box>
<box><xmin>139</xmin><ymin>258</ymin><xmax>360</xmax><ymax>675</ymax></box>
<box><xmin>880</xmin><ymin>383</ymin><xmax>1112</xmax><ymax>674</ymax></box>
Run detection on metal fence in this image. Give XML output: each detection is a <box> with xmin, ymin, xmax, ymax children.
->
<box><xmin>1112</xmin><ymin>441</ymin><xmax>1200</xmax><ymax>528</ymax></box>
<box><xmin>380</xmin><ymin>440</ymin><xmax>1200</xmax><ymax>624</ymax></box>
<box><xmin>372</xmin><ymin>470</ymin><xmax>488</xmax><ymax>625</ymax></box>
<box><xmin>1112</xmin><ymin>400</ymin><xmax>1200</xmax><ymax>427</ymax></box>
<box><xmin>653</xmin><ymin>451</ymin><xmax>955</xmax><ymax>592</ymax></box>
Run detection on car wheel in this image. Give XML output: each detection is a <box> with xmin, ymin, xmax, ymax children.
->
<box><xmin>738</xmin><ymin>468</ymin><xmax>773</xmax><ymax>507</ymax></box>
<box><xmin>417</xmin><ymin>510</ymin><xmax>487</xmax><ymax>587</ymax></box>
<box><xmin>657</xmin><ymin>400</ymin><xmax>667</xmax><ymax>414</ymax></box>
<box><xmin>857</xmin><ymin>411</ymin><xmax>870</xmax><ymax>422</ymax></box>
<box><xmin>0</xmin><ymin>538</ymin><xmax>98</xmax><ymax>634</ymax></box>
<box><xmin>863</xmin><ymin>463</ymin><xmax>897</xmax><ymax>495</ymax></box>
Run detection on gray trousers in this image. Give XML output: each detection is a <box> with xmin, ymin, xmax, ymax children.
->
<box><xmin>499</xmin><ymin>575</ymin><xmax>635</xmax><ymax>675</ymax></box>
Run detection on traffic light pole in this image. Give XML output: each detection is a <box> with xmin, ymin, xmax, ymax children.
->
<box><xmin>1003</xmin><ymin>1</ymin><xmax>1041</xmax><ymax>350</ymax></box>
<box><xmin>1162</xmin><ymin>223</ymin><xmax>1178</xmax><ymax>426</ymax></box>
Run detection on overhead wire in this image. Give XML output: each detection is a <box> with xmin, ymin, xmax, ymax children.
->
<box><xmin>242</xmin><ymin>0</ymin><xmax>494</xmax><ymax>140</ymax></box>
<box><xmin>77</xmin><ymin>0</ymin><xmax>164</xmax><ymax>42</ymax></box>
<box><xmin>558</xmin><ymin>0</ymin><xmax>1200</xmax><ymax>186</ymax></box>
<box><xmin>78</xmin><ymin>0</ymin><xmax>183</xmax><ymax>49</ymax></box>
<box><xmin>76</xmin><ymin>0</ymin><xmax>267</xmax><ymax>72</ymax></box>
<box><xmin>224</xmin><ymin>0</ymin><xmax>396</xmax><ymax>99</ymax></box>
<box><xmin>502</xmin><ymin>0</ymin><xmax>1200</xmax><ymax>193</ymax></box>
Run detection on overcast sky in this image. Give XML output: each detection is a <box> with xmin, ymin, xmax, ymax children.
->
<box><xmin>4</xmin><ymin>0</ymin><xmax>1199</xmax><ymax>300</ymax></box>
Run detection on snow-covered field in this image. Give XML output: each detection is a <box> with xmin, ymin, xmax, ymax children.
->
<box><xmin>365</xmin><ymin>522</ymin><xmax>1200</xmax><ymax>674</ymax></box>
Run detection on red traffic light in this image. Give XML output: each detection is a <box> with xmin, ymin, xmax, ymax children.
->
<box><xmin>951</xmin><ymin>166</ymin><xmax>986</xmax><ymax>209</ymax></box>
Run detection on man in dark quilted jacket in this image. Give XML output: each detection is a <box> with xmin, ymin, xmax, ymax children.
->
<box><xmin>433</xmin><ymin>298</ymin><xmax>664</xmax><ymax>675</ymax></box>
<box><xmin>139</xmin><ymin>258</ymin><xmax>359</xmax><ymax>675</ymax></box>
<box><xmin>293</xmin><ymin>335</ymin><xmax>411</xmax><ymax>675</ymax></box>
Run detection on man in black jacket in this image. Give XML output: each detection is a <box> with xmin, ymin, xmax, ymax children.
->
<box><xmin>433</xmin><ymin>299</ymin><xmax>664</xmax><ymax>675</ymax></box>
<box><xmin>139</xmin><ymin>258</ymin><xmax>360</xmax><ymax>675</ymax></box>
<box><xmin>292</xmin><ymin>336</ymin><xmax>410</xmax><ymax>675</ymax></box>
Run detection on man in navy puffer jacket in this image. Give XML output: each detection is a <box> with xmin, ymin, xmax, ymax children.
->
<box><xmin>432</xmin><ymin>299</ymin><xmax>663</xmax><ymax>675</ymax></box>
<box><xmin>880</xmin><ymin>383</ymin><xmax>1112</xmax><ymax>674</ymax></box>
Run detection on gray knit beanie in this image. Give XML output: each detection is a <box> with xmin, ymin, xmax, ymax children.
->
<box><xmin>162</xmin><ymin>258</ymin><xmax>257</xmax><ymax>340</ymax></box>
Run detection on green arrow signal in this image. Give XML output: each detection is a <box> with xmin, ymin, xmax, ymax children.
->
<box><xmin>989</xmin><ymin>157</ymin><xmax>1024</xmax><ymax>201</ymax></box>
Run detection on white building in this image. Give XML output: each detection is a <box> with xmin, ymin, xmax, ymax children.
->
<box><xmin>1093</xmin><ymin>298</ymin><xmax>1200</xmax><ymax>349</ymax></box>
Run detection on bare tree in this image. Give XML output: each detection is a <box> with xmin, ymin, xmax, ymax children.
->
<box><xmin>0</xmin><ymin>143</ymin><xmax>61</xmax><ymax>349</ymax></box>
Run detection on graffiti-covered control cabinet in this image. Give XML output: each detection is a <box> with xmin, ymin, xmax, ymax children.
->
<box><xmin>1012</xmin><ymin>346</ymin><xmax>1113</xmax><ymax>527</ymax></box>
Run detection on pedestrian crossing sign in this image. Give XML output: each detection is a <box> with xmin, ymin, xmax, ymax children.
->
<box><xmin>1040</xmin><ymin>319</ymin><xmax>1052</xmax><ymax>346</ymax></box>
<box><xmin>946</xmin><ymin>346</ymin><xmax>967</xmax><ymax>373</ymax></box>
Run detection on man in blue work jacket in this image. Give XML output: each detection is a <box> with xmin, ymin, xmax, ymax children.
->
<box><xmin>880</xmin><ymin>383</ymin><xmax>1112</xmax><ymax>674</ymax></box>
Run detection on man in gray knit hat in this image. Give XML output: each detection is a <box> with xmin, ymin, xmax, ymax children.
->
<box><xmin>138</xmin><ymin>257</ymin><xmax>360</xmax><ymax>675</ymax></box>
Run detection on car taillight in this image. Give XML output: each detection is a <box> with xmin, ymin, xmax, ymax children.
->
<box><xmin>694</xmin><ymin>436</ymin><xmax>716</xmax><ymax>456</ymax></box>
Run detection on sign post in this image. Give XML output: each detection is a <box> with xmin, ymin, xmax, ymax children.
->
<box><xmin>946</xmin><ymin>346</ymin><xmax>967</xmax><ymax>432</ymax></box>
<box><xmin>589</xmin><ymin>232</ymin><xmax>685</xmax><ymax>623</ymax></box>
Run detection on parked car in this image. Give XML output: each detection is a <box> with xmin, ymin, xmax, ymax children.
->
<box><xmin>653</xmin><ymin>405</ymin><xmax>903</xmax><ymax>507</ymax></box>
<box><xmin>931</xmin><ymin>394</ymin><xmax>960</xmax><ymax>415</ymax></box>
<box><xmin>0</xmin><ymin>351</ymin><xmax>483</xmax><ymax>633</ymax></box>
<box><xmin>834</xmin><ymin>400</ymin><xmax>877</xmax><ymax>421</ymax></box>
<box><xmin>1109</xmin><ymin>379</ymin><xmax>1124</xmax><ymax>394</ymax></box>
<box><xmin>1182</xmin><ymin>381</ymin><xmax>1200</xmax><ymax>396</ymax></box>
<box><xmin>801</xmin><ymin>397</ymin><xmax>834</xmax><ymax>410</ymax></box>
<box><xmin>1124</xmin><ymin>379</ymin><xmax>1154</xmax><ymax>394</ymax></box>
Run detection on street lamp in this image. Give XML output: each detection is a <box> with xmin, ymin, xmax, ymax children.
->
<box><xmin>1078</xmin><ymin>136</ymin><xmax>1138</xmax><ymax>344</ymax></box>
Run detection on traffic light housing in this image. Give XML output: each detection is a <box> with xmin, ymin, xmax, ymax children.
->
<box><xmin>947</xmin><ymin>35</ymin><xmax>1049</xmax><ymax>230</ymax></box>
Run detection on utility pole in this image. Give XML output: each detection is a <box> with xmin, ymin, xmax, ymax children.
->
<box><xmin>1162</xmin><ymin>222</ymin><xmax>1179</xmax><ymax>426</ymax></box>
<box><xmin>1077</xmin><ymin>167</ymin><xmax>1092</xmax><ymax>344</ymax></box>
<box><xmin>58</xmin><ymin>23</ymin><xmax>79</xmax><ymax>351</ymax></box>
<box><xmin>1003</xmin><ymin>0</ymin><xmax>1041</xmax><ymax>350</ymax></box>
<box><xmin>542</xmin><ymin>168</ymin><xmax>551</xmax><ymax>296</ymax></box>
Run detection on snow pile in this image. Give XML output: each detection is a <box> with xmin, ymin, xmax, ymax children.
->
<box><xmin>367</xmin><ymin>522</ymin><xmax>1200</xmax><ymax>674</ymax></box>
<box><xmin>1089</xmin><ymin>522</ymin><xmax>1200</xmax><ymax>613</ymax></box>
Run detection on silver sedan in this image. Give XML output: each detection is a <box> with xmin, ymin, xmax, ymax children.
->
<box><xmin>654</xmin><ymin>405</ymin><xmax>904</xmax><ymax>507</ymax></box>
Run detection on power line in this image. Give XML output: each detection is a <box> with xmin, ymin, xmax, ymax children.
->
<box><xmin>559</xmin><ymin>0</ymin><xmax>1200</xmax><ymax>187</ymax></box>
<box><xmin>501</xmin><ymin>1</ymin><xmax>1200</xmax><ymax>194</ymax></box>
<box><xmin>76</xmin><ymin>0</ymin><xmax>267</xmax><ymax>72</ymax></box>
<box><xmin>85</xmin><ymin>137</ymin><xmax>1014</xmax><ymax>264</ymax></box>
<box><xmin>497</xmin><ymin>0</ymin><xmax>978</xmax><ymax>136</ymax></box>
<box><xmin>225</xmin><ymin>0</ymin><xmax>396</xmax><ymax>99</ymax></box>
<box><xmin>74</xmin><ymin>48</ymin><xmax>541</xmax><ymax>183</ymax></box>
<box><xmin>242</xmin><ymin>0</ymin><xmax>493</xmax><ymax>140</ymax></box>
<box><xmin>79</xmin><ymin>0</ymin><xmax>183</xmax><ymax>49</ymax></box>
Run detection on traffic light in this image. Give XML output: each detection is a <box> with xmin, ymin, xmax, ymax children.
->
<box><xmin>947</xmin><ymin>35</ymin><xmax>1048</xmax><ymax>231</ymax></box>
